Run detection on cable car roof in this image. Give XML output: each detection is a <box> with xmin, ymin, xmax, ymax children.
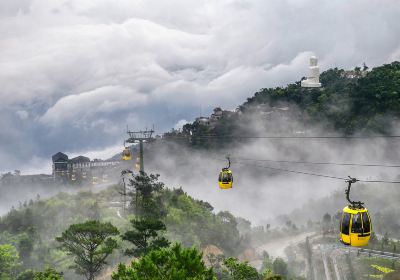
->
<box><xmin>342</xmin><ymin>206</ymin><xmax>368</xmax><ymax>214</ymax></box>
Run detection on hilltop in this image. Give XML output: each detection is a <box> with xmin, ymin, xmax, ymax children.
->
<box><xmin>161</xmin><ymin>61</ymin><xmax>400</xmax><ymax>148</ymax></box>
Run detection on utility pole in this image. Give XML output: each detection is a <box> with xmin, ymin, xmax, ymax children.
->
<box><xmin>125</xmin><ymin>128</ymin><xmax>154</xmax><ymax>173</ymax></box>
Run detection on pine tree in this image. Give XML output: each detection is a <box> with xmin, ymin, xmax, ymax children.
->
<box><xmin>122</xmin><ymin>218</ymin><xmax>170</xmax><ymax>257</ymax></box>
<box><xmin>56</xmin><ymin>220</ymin><xmax>119</xmax><ymax>280</ymax></box>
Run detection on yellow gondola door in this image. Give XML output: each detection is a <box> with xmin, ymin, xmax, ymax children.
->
<box><xmin>350</xmin><ymin>210</ymin><xmax>371</xmax><ymax>246</ymax></box>
<box><xmin>340</xmin><ymin>211</ymin><xmax>351</xmax><ymax>245</ymax></box>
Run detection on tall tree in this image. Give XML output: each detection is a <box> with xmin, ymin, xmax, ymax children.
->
<box><xmin>122</xmin><ymin>218</ymin><xmax>170</xmax><ymax>257</ymax></box>
<box><xmin>0</xmin><ymin>244</ymin><xmax>20</xmax><ymax>280</ymax></box>
<box><xmin>56</xmin><ymin>220</ymin><xmax>119</xmax><ymax>280</ymax></box>
<box><xmin>112</xmin><ymin>243</ymin><xmax>215</xmax><ymax>280</ymax></box>
<box><xmin>128</xmin><ymin>172</ymin><xmax>166</xmax><ymax>219</ymax></box>
<box><xmin>223</xmin><ymin>257</ymin><xmax>260</xmax><ymax>280</ymax></box>
<box><xmin>272</xmin><ymin>258</ymin><xmax>288</xmax><ymax>278</ymax></box>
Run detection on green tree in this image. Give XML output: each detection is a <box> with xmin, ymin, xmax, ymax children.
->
<box><xmin>56</xmin><ymin>220</ymin><xmax>119</xmax><ymax>280</ymax></box>
<box><xmin>122</xmin><ymin>218</ymin><xmax>170</xmax><ymax>257</ymax></box>
<box><xmin>260</xmin><ymin>252</ymin><xmax>273</xmax><ymax>275</ymax></box>
<box><xmin>34</xmin><ymin>268</ymin><xmax>63</xmax><ymax>280</ymax></box>
<box><xmin>272</xmin><ymin>258</ymin><xmax>288</xmax><ymax>278</ymax></box>
<box><xmin>18</xmin><ymin>229</ymin><xmax>36</xmax><ymax>260</ymax></box>
<box><xmin>17</xmin><ymin>269</ymin><xmax>36</xmax><ymax>280</ymax></box>
<box><xmin>112</xmin><ymin>243</ymin><xmax>215</xmax><ymax>280</ymax></box>
<box><xmin>223</xmin><ymin>257</ymin><xmax>260</xmax><ymax>280</ymax></box>
<box><xmin>128</xmin><ymin>172</ymin><xmax>166</xmax><ymax>219</ymax></box>
<box><xmin>0</xmin><ymin>244</ymin><xmax>20</xmax><ymax>280</ymax></box>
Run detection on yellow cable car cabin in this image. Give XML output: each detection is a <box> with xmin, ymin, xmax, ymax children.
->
<box><xmin>339</xmin><ymin>177</ymin><xmax>372</xmax><ymax>247</ymax></box>
<box><xmin>122</xmin><ymin>147</ymin><xmax>132</xmax><ymax>161</ymax></box>
<box><xmin>340</xmin><ymin>206</ymin><xmax>371</xmax><ymax>247</ymax></box>
<box><xmin>218</xmin><ymin>169</ymin><xmax>233</xmax><ymax>189</ymax></box>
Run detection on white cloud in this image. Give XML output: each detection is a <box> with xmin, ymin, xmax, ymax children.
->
<box><xmin>0</xmin><ymin>0</ymin><xmax>400</xmax><ymax>172</ymax></box>
<box><xmin>67</xmin><ymin>143</ymin><xmax>124</xmax><ymax>161</ymax></box>
<box><xmin>174</xmin><ymin>119</ymin><xmax>188</xmax><ymax>130</ymax></box>
<box><xmin>39</xmin><ymin>85</ymin><xmax>147</xmax><ymax>126</ymax></box>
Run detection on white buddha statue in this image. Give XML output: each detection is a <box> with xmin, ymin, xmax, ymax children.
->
<box><xmin>301</xmin><ymin>56</ymin><xmax>322</xmax><ymax>88</ymax></box>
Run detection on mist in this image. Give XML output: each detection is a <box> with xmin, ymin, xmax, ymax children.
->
<box><xmin>143</xmin><ymin>106</ymin><xmax>400</xmax><ymax>225</ymax></box>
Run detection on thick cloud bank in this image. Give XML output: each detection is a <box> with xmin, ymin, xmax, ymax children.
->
<box><xmin>1</xmin><ymin>0</ymin><xmax>399</xmax><ymax>172</ymax></box>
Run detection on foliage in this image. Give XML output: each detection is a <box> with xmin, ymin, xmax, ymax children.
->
<box><xmin>56</xmin><ymin>220</ymin><xmax>119</xmax><ymax>280</ymax></box>
<box><xmin>175</xmin><ymin>62</ymin><xmax>400</xmax><ymax>149</ymax></box>
<box><xmin>260</xmin><ymin>251</ymin><xmax>273</xmax><ymax>276</ymax></box>
<box><xmin>111</xmin><ymin>243</ymin><xmax>215</xmax><ymax>280</ymax></box>
<box><xmin>17</xmin><ymin>269</ymin><xmax>36</xmax><ymax>280</ymax></box>
<box><xmin>0</xmin><ymin>174</ymin><xmax>249</xmax><ymax>278</ymax></box>
<box><xmin>223</xmin><ymin>257</ymin><xmax>260</xmax><ymax>280</ymax></box>
<box><xmin>164</xmin><ymin>188</ymin><xmax>243</xmax><ymax>255</ymax></box>
<box><xmin>0</xmin><ymin>244</ymin><xmax>20</xmax><ymax>280</ymax></box>
<box><xmin>272</xmin><ymin>258</ymin><xmax>288</xmax><ymax>278</ymax></box>
<box><xmin>34</xmin><ymin>268</ymin><xmax>64</xmax><ymax>280</ymax></box>
<box><xmin>127</xmin><ymin>172</ymin><xmax>166</xmax><ymax>219</ymax></box>
<box><xmin>122</xmin><ymin>218</ymin><xmax>170</xmax><ymax>257</ymax></box>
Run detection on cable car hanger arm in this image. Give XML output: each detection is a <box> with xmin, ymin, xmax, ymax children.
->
<box><xmin>345</xmin><ymin>176</ymin><xmax>364</xmax><ymax>208</ymax></box>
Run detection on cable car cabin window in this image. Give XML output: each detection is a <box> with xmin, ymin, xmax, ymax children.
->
<box><xmin>351</xmin><ymin>213</ymin><xmax>363</xmax><ymax>233</ymax></box>
<box><xmin>219</xmin><ymin>172</ymin><xmax>232</xmax><ymax>183</ymax></box>
<box><xmin>361</xmin><ymin>212</ymin><xmax>371</xmax><ymax>233</ymax></box>
<box><xmin>341</xmin><ymin>212</ymin><xmax>351</xmax><ymax>235</ymax></box>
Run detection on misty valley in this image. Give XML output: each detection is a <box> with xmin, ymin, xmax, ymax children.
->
<box><xmin>1</xmin><ymin>61</ymin><xmax>400</xmax><ymax>280</ymax></box>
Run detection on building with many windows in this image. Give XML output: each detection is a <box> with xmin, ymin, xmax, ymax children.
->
<box><xmin>52</xmin><ymin>152</ymin><xmax>121</xmax><ymax>184</ymax></box>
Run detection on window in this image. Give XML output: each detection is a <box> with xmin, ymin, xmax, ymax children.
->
<box><xmin>362</xmin><ymin>212</ymin><xmax>371</xmax><ymax>233</ymax></box>
<box><xmin>219</xmin><ymin>172</ymin><xmax>232</xmax><ymax>183</ymax></box>
<box><xmin>222</xmin><ymin>173</ymin><xmax>232</xmax><ymax>182</ymax></box>
<box><xmin>341</xmin><ymin>212</ymin><xmax>350</xmax><ymax>234</ymax></box>
<box><xmin>351</xmin><ymin>213</ymin><xmax>363</xmax><ymax>233</ymax></box>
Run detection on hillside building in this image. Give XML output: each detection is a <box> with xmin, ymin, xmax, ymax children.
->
<box><xmin>52</xmin><ymin>152</ymin><xmax>121</xmax><ymax>183</ymax></box>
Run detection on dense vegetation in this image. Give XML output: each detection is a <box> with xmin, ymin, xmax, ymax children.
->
<box><xmin>164</xmin><ymin>61</ymin><xmax>400</xmax><ymax>149</ymax></box>
<box><xmin>0</xmin><ymin>172</ymin><xmax>294</xmax><ymax>279</ymax></box>
<box><xmin>246</xmin><ymin>62</ymin><xmax>400</xmax><ymax>133</ymax></box>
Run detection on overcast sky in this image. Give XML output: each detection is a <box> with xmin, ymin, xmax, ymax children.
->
<box><xmin>1</xmin><ymin>0</ymin><xmax>399</xmax><ymax>174</ymax></box>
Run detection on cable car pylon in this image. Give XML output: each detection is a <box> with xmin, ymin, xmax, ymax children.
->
<box><xmin>125</xmin><ymin>127</ymin><xmax>154</xmax><ymax>173</ymax></box>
